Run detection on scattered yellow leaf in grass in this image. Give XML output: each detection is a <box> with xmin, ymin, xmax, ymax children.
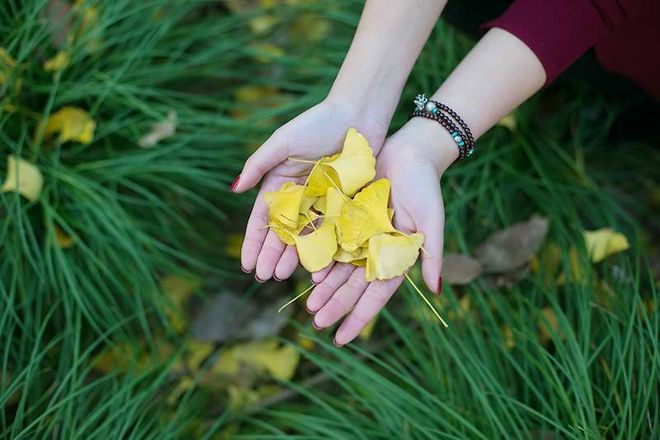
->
<box><xmin>213</xmin><ymin>339</ymin><xmax>299</xmax><ymax>381</ymax></box>
<box><xmin>161</xmin><ymin>274</ymin><xmax>200</xmax><ymax>332</ymax></box>
<box><xmin>43</xmin><ymin>50</ymin><xmax>70</xmax><ymax>72</ymax></box>
<box><xmin>583</xmin><ymin>228</ymin><xmax>630</xmax><ymax>263</ymax></box>
<box><xmin>538</xmin><ymin>307</ymin><xmax>560</xmax><ymax>342</ymax></box>
<box><xmin>501</xmin><ymin>325</ymin><xmax>515</xmax><ymax>350</ymax></box>
<box><xmin>290</xmin><ymin>14</ymin><xmax>331</xmax><ymax>42</ymax></box>
<box><xmin>365</xmin><ymin>232</ymin><xmax>424</xmax><ymax>281</ymax></box>
<box><xmin>358</xmin><ymin>315</ymin><xmax>378</xmax><ymax>340</ymax></box>
<box><xmin>138</xmin><ymin>110</ymin><xmax>177</xmax><ymax>148</ymax></box>
<box><xmin>497</xmin><ymin>113</ymin><xmax>517</xmax><ymax>131</ymax></box>
<box><xmin>338</xmin><ymin>179</ymin><xmax>395</xmax><ymax>252</ymax></box>
<box><xmin>0</xmin><ymin>48</ymin><xmax>20</xmax><ymax>93</ymax></box>
<box><xmin>227</xmin><ymin>384</ymin><xmax>281</xmax><ymax>411</ymax></box>
<box><xmin>250</xmin><ymin>42</ymin><xmax>284</xmax><ymax>63</ymax></box>
<box><xmin>54</xmin><ymin>225</ymin><xmax>75</xmax><ymax>248</ymax></box>
<box><xmin>1</xmin><ymin>155</ymin><xmax>43</xmax><ymax>201</ymax></box>
<box><xmin>42</xmin><ymin>106</ymin><xmax>95</xmax><ymax>144</ymax></box>
<box><xmin>249</xmin><ymin>15</ymin><xmax>279</xmax><ymax>34</ymax></box>
<box><xmin>225</xmin><ymin>233</ymin><xmax>244</xmax><ymax>259</ymax></box>
<box><xmin>295</xmin><ymin>221</ymin><xmax>337</xmax><ymax>272</ymax></box>
<box><xmin>71</xmin><ymin>0</ymin><xmax>102</xmax><ymax>52</ymax></box>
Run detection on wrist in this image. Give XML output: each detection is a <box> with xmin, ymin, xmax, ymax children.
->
<box><xmin>394</xmin><ymin>117</ymin><xmax>460</xmax><ymax>173</ymax></box>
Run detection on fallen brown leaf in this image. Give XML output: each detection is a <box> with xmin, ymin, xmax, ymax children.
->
<box><xmin>441</xmin><ymin>253</ymin><xmax>482</xmax><ymax>285</ymax></box>
<box><xmin>475</xmin><ymin>215</ymin><xmax>549</xmax><ymax>273</ymax></box>
<box><xmin>191</xmin><ymin>292</ymin><xmax>291</xmax><ymax>342</ymax></box>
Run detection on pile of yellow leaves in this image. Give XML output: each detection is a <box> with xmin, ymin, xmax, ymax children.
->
<box><xmin>265</xmin><ymin>128</ymin><xmax>424</xmax><ymax>282</ymax></box>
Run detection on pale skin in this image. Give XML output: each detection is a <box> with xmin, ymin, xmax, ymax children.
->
<box><xmin>232</xmin><ymin>1</ymin><xmax>546</xmax><ymax>346</ymax></box>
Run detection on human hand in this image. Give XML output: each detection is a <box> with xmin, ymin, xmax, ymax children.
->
<box><xmin>233</xmin><ymin>98</ymin><xmax>388</xmax><ymax>282</ymax></box>
<box><xmin>306</xmin><ymin>117</ymin><xmax>459</xmax><ymax>346</ymax></box>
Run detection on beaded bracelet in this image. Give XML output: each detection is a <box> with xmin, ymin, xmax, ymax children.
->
<box><xmin>411</xmin><ymin>94</ymin><xmax>475</xmax><ymax>160</ymax></box>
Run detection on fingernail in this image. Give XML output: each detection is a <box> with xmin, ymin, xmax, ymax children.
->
<box><xmin>229</xmin><ymin>175</ymin><xmax>240</xmax><ymax>192</ymax></box>
<box><xmin>312</xmin><ymin>321</ymin><xmax>321</xmax><ymax>330</ymax></box>
<box><xmin>254</xmin><ymin>275</ymin><xmax>266</xmax><ymax>283</ymax></box>
<box><xmin>437</xmin><ymin>276</ymin><xmax>443</xmax><ymax>295</ymax></box>
<box><xmin>333</xmin><ymin>338</ymin><xmax>342</xmax><ymax>348</ymax></box>
<box><xmin>273</xmin><ymin>274</ymin><xmax>282</xmax><ymax>282</ymax></box>
<box><xmin>305</xmin><ymin>305</ymin><xmax>314</xmax><ymax>314</ymax></box>
<box><xmin>241</xmin><ymin>266</ymin><xmax>252</xmax><ymax>274</ymax></box>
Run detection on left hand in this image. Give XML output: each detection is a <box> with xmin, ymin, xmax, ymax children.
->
<box><xmin>306</xmin><ymin>118</ymin><xmax>459</xmax><ymax>346</ymax></box>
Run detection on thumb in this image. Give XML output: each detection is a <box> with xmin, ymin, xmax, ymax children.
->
<box><xmin>416</xmin><ymin>194</ymin><xmax>445</xmax><ymax>295</ymax></box>
<box><xmin>232</xmin><ymin>129</ymin><xmax>288</xmax><ymax>193</ymax></box>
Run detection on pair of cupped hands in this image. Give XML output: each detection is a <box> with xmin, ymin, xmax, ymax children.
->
<box><xmin>232</xmin><ymin>98</ymin><xmax>459</xmax><ymax>346</ymax></box>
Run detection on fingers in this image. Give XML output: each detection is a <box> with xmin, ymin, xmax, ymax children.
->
<box><xmin>306</xmin><ymin>263</ymin><xmax>355</xmax><ymax>313</ymax></box>
<box><xmin>233</xmin><ymin>129</ymin><xmax>288</xmax><ymax>193</ymax></box>
<box><xmin>334</xmin><ymin>276</ymin><xmax>402</xmax><ymax>346</ymax></box>
<box><xmin>274</xmin><ymin>245</ymin><xmax>298</xmax><ymax>281</ymax></box>
<box><xmin>313</xmin><ymin>267</ymin><xmax>368</xmax><ymax>329</ymax></box>
<box><xmin>255</xmin><ymin>229</ymin><xmax>286</xmax><ymax>282</ymax></box>
<box><xmin>311</xmin><ymin>262</ymin><xmax>334</xmax><ymax>285</ymax></box>
<box><xmin>241</xmin><ymin>176</ymin><xmax>287</xmax><ymax>273</ymax></box>
<box><xmin>416</xmin><ymin>194</ymin><xmax>445</xmax><ymax>294</ymax></box>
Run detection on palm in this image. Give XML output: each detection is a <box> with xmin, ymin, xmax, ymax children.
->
<box><xmin>306</xmin><ymin>134</ymin><xmax>446</xmax><ymax>346</ymax></box>
<box><xmin>239</xmin><ymin>100</ymin><xmax>387</xmax><ymax>282</ymax></box>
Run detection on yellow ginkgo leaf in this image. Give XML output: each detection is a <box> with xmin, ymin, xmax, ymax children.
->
<box><xmin>305</xmin><ymin>154</ymin><xmax>339</xmax><ymax>197</ymax></box>
<box><xmin>212</xmin><ymin>339</ymin><xmax>299</xmax><ymax>381</ymax></box>
<box><xmin>1</xmin><ymin>155</ymin><xmax>43</xmax><ymax>201</ymax></box>
<box><xmin>338</xmin><ymin>179</ymin><xmax>395</xmax><ymax>251</ymax></box>
<box><xmin>270</xmin><ymin>215</ymin><xmax>312</xmax><ymax>246</ymax></box>
<box><xmin>264</xmin><ymin>182</ymin><xmax>305</xmax><ymax>229</ymax></box>
<box><xmin>294</xmin><ymin>221</ymin><xmax>337</xmax><ymax>272</ymax></box>
<box><xmin>583</xmin><ymin>228</ymin><xmax>630</xmax><ymax>263</ymax></box>
<box><xmin>326</xmin><ymin>128</ymin><xmax>375</xmax><ymax>197</ymax></box>
<box><xmin>312</xmin><ymin>195</ymin><xmax>326</xmax><ymax>213</ymax></box>
<box><xmin>324</xmin><ymin>187</ymin><xmax>346</xmax><ymax>222</ymax></box>
<box><xmin>43</xmin><ymin>50</ymin><xmax>70</xmax><ymax>72</ymax></box>
<box><xmin>299</xmin><ymin>194</ymin><xmax>317</xmax><ymax>214</ymax></box>
<box><xmin>333</xmin><ymin>246</ymin><xmax>367</xmax><ymax>263</ymax></box>
<box><xmin>43</xmin><ymin>107</ymin><xmax>96</xmax><ymax>144</ymax></box>
<box><xmin>365</xmin><ymin>232</ymin><xmax>424</xmax><ymax>281</ymax></box>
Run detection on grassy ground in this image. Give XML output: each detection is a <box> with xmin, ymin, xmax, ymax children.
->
<box><xmin>1</xmin><ymin>1</ymin><xmax>658</xmax><ymax>438</ymax></box>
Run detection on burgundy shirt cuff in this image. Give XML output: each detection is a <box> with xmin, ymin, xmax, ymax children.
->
<box><xmin>483</xmin><ymin>0</ymin><xmax>618</xmax><ymax>84</ymax></box>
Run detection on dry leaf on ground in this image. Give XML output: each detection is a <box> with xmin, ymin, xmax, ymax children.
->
<box><xmin>191</xmin><ymin>292</ymin><xmax>291</xmax><ymax>342</ymax></box>
<box><xmin>138</xmin><ymin>110</ymin><xmax>177</xmax><ymax>148</ymax></box>
<box><xmin>475</xmin><ymin>215</ymin><xmax>549</xmax><ymax>273</ymax></box>
<box><xmin>441</xmin><ymin>253</ymin><xmax>482</xmax><ymax>285</ymax></box>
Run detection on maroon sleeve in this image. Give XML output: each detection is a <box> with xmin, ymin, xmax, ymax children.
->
<box><xmin>484</xmin><ymin>0</ymin><xmax>638</xmax><ymax>84</ymax></box>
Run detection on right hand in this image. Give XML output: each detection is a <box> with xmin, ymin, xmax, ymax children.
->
<box><xmin>232</xmin><ymin>98</ymin><xmax>388</xmax><ymax>283</ymax></box>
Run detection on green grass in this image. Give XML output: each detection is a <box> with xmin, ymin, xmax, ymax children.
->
<box><xmin>1</xmin><ymin>0</ymin><xmax>658</xmax><ymax>438</ymax></box>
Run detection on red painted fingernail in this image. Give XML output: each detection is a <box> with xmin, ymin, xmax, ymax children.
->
<box><xmin>437</xmin><ymin>276</ymin><xmax>443</xmax><ymax>295</ymax></box>
<box><xmin>229</xmin><ymin>175</ymin><xmax>240</xmax><ymax>192</ymax></box>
